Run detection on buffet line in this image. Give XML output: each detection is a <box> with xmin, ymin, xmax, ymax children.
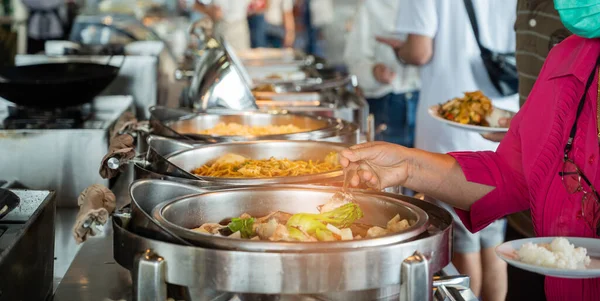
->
<box><xmin>0</xmin><ymin>12</ymin><xmax>476</xmax><ymax>301</ymax></box>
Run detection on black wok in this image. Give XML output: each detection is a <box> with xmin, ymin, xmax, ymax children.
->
<box><xmin>0</xmin><ymin>188</ymin><xmax>19</xmax><ymax>220</ymax></box>
<box><xmin>0</xmin><ymin>62</ymin><xmax>120</xmax><ymax>108</ymax></box>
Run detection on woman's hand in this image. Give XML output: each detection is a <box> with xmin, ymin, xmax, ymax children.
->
<box><xmin>339</xmin><ymin>141</ymin><xmax>413</xmax><ymax>189</ymax></box>
<box><xmin>372</xmin><ymin>63</ymin><xmax>396</xmax><ymax>84</ymax></box>
<box><xmin>481</xmin><ymin>117</ymin><xmax>512</xmax><ymax>142</ymax></box>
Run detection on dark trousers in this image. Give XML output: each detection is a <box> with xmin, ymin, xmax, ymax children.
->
<box><xmin>367</xmin><ymin>91</ymin><xmax>419</xmax><ymax>147</ymax></box>
<box><xmin>248</xmin><ymin>14</ymin><xmax>267</xmax><ymax>48</ymax></box>
<box><xmin>302</xmin><ymin>0</ymin><xmax>323</xmax><ymax>56</ymax></box>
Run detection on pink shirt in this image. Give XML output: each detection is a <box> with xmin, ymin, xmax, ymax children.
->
<box><xmin>449</xmin><ymin>35</ymin><xmax>600</xmax><ymax>300</ymax></box>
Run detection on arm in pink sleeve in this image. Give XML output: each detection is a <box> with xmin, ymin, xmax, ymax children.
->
<box><xmin>448</xmin><ymin>113</ymin><xmax>531</xmax><ymax>233</ymax></box>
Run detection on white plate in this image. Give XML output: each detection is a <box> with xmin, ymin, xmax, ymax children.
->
<box><xmin>496</xmin><ymin>237</ymin><xmax>600</xmax><ymax>279</ymax></box>
<box><xmin>428</xmin><ymin>105</ymin><xmax>515</xmax><ymax>134</ymax></box>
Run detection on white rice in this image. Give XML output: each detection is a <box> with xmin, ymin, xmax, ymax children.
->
<box><xmin>517</xmin><ymin>237</ymin><xmax>591</xmax><ymax>269</ymax></box>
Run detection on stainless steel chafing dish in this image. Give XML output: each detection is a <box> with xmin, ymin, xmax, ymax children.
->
<box><xmin>163</xmin><ymin>140</ymin><xmax>347</xmax><ymax>185</ymax></box>
<box><xmin>103</xmin><ymin>107</ymin><xmax>360</xmax><ymax>166</ymax></box>
<box><xmin>126</xmin><ymin>136</ymin><xmax>400</xmax><ymax>193</ymax></box>
<box><xmin>175</xmin><ymin>30</ymin><xmax>257</xmax><ymax>111</ymax></box>
<box><xmin>151</xmin><ymin>187</ymin><xmax>430</xmax><ymax>251</ymax></box>
<box><xmin>173</xmin><ymin>22</ymin><xmax>370</xmax><ymax>136</ymax></box>
<box><xmin>146</xmin><ymin>106</ymin><xmax>361</xmax><ymax>144</ymax></box>
<box><xmin>111</xmin><ymin>180</ymin><xmax>457</xmax><ymax>301</ymax></box>
<box><xmin>236</xmin><ymin>48</ymin><xmax>313</xmax><ymax>67</ymax></box>
<box><xmin>108</xmin><ymin>137</ymin><xmax>348</xmax><ymax>184</ymax></box>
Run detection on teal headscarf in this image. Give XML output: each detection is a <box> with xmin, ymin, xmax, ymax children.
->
<box><xmin>555</xmin><ymin>0</ymin><xmax>600</xmax><ymax>38</ymax></box>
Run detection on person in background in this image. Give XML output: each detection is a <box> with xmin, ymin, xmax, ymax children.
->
<box><xmin>294</xmin><ymin>0</ymin><xmax>332</xmax><ymax>56</ymax></box>
<box><xmin>247</xmin><ymin>0</ymin><xmax>267</xmax><ymax>48</ymax></box>
<box><xmin>516</xmin><ymin>0</ymin><xmax>570</xmax><ymax>107</ymax></box>
<box><xmin>181</xmin><ymin>0</ymin><xmax>206</xmax><ymax>23</ymax></box>
<box><xmin>376</xmin><ymin>1</ymin><xmax>519</xmax><ymax>300</ymax></box>
<box><xmin>0</xmin><ymin>0</ymin><xmax>16</xmax><ymax>66</ymax></box>
<box><xmin>343</xmin><ymin>0</ymin><xmax>419</xmax><ymax>147</ymax></box>
<box><xmin>194</xmin><ymin>0</ymin><xmax>252</xmax><ymax>51</ymax></box>
<box><xmin>484</xmin><ymin>0</ymin><xmax>571</xmax><ymax>143</ymax></box>
<box><xmin>22</xmin><ymin>0</ymin><xmax>68</xmax><ymax>54</ymax></box>
<box><xmin>264</xmin><ymin>0</ymin><xmax>295</xmax><ymax>48</ymax></box>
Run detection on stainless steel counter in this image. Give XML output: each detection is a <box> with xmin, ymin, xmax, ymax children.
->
<box><xmin>52</xmin><ymin>164</ymin><xmax>134</xmax><ymax>293</ymax></box>
<box><xmin>53</xmin><ymin>208</ymin><xmax>81</xmax><ymax>292</ymax></box>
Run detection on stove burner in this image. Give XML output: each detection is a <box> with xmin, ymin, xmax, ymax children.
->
<box><xmin>3</xmin><ymin>104</ymin><xmax>93</xmax><ymax>129</ymax></box>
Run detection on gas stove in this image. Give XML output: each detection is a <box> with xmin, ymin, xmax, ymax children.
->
<box><xmin>2</xmin><ymin>104</ymin><xmax>93</xmax><ymax>130</ymax></box>
<box><xmin>0</xmin><ymin>187</ymin><xmax>56</xmax><ymax>301</ymax></box>
<box><xmin>0</xmin><ymin>95</ymin><xmax>134</xmax><ymax>207</ymax></box>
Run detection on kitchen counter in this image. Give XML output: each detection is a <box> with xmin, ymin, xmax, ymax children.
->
<box><xmin>51</xmin><ymin>164</ymin><xmax>134</xmax><ymax>296</ymax></box>
<box><xmin>53</xmin><ymin>208</ymin><xmax>82</xmax><ymax>292</ymax></box>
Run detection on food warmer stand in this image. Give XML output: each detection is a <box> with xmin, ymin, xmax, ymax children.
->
<box><xmin>52</xmin><ymin>175</ymin><xmax>477</xmax><ymax>301</ymax></box>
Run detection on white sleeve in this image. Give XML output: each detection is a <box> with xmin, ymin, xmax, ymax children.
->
<box><xmin>343</xmin><ymin>3</ymin><xmax>381</xmax><ymax>92</ymax></box>
<box><xmin>395</xmin><ymin>0</ymin><xmax>438</xmax><ymax>38</ymax></box>
<box><xmin>281</xmin><ymin>0</ymin><xmax>293</xmax><ymax>12</ymax></box>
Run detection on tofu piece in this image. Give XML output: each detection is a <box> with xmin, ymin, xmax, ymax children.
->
<box><xmin>340</xmin><ymin>228</ymin><xmax>353</xmax><ymax>241</ymax></box>
<box><xmin>366</xmin><ymin>226</ymin><xmax>388</xmax><ymax>238</ymax></box>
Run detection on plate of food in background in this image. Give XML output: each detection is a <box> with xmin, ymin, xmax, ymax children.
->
<box><xmin>428</xmin><ymin>90</ymin><xmax>516</xmax><ymax>134</ymax></box>
<box><xmin>496</xmin><ymin>237</ymin><xmax>600</xmax><ymax>279</ymax></box>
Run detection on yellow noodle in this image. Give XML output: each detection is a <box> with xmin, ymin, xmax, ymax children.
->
<box><xmin>198</xmin><ymin>122</ymin><xmax>306</xmax><ymax>136</ymax></box>
<box><xmin>191</xmin><ymin>152</ymin><xmax>341</xmax><ymax>178</ymax></box>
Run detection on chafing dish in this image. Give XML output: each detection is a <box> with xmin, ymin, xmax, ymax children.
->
<box><xmin>112</xmin><ymin>182</ymin><xmax>454</xmax><ymax>301</ymax></box>
<box><xmin>115</xmin><ymin>136</ymin><xmax>401</xmax><ymax>194</ymax></box>
<box><xmin>69</xmin><ymin>14</ymin><xmax>162</xmax><ymax>45</ymax></box>
<box><xmin>253</xmin><ymin>76</ymin><xmax>353</xmax><ymax>93</ymax></box>
<box><xmin>102</xmin><ymin>108</ymin><xmax>359</xmax><ymax>169</ymax></box>
<box><xmin>152</xmin><ymin>186</ymin><xmax>430</xmax><ymax>251</ymax></box>
<box><xmin>186</xmin><ymin>45</ymin><xmax>256</xmax><ymax>111</ymax></box>
<box><xmin>144</xmin><ymin>106</ymin><xmax>360</xmax><ymax>144</ymax></box>
<box><xmin>176</xmin><ymin>33</ymin><xmax>256</xmax><ymax>111</ymax></box>
<box><xmin>108</xmin><ymin>137</ymin><xmax>348</xmax><ymax>183</ymax></box>
<box><xmin>163</xmin><ymin>140</ymin><xmax>348</xmax><ymax>184</ymax></box>
<box><xmin>163</xmin><ymin>111</ymin><xmax>337</xmax><ymax>141</ymax></box>
<box><xmin>236</xmin><ymin>48</ymin><xmax>312</xmax><ymax>67</ymax></box>
<box><xmin>128</xmin><ymin>179</ymin><xmax>212</xmax><ymax>245</ymax></box>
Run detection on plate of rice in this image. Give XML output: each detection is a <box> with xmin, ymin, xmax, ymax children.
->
<box><xmin>496</xmin><ymin>237</ymin><xmax>600</xmax><ymax>279</ymax></box>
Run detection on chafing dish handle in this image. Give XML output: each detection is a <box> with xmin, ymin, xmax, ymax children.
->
<box><xmin>72</xmin><ymin>184</ymin><xmax>116</xmax><ymax>244</ymax></box>
<box><xmin>133</xmin><ymin>250</ymin><xmax>167</xmax><ymax>301</ymax></box>
<box><xmin>100</xmin><ymin>119</ymin><xmax>151</xmax><ymax>179</ymax></box>
<box><xmin>400</xmin><ymin>251</ymin><xmax>433</xmax><ymax>301</ymax></box>
<box><xmin>433</xmin><ymin>275</ymin><xmax>478</xmax><ymax>301</ymax></box>
<box><xmin>100</xmin><ymin>134</ymin><xmax>138</xmax><ymax>179</ymax></box>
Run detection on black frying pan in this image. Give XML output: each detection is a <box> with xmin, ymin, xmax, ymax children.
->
<box><xmin>0</xmin><ymin>61</ymin><xmax>120</xmax><ymax>108</ymax></box>
<box><xmin>0</xmin><ymin>188</ymin><xmax>19</xmax><ymax>220</ymax></box>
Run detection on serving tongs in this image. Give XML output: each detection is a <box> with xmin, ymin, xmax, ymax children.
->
<box><xmin>330</xmin><ymin>160</ymin><xmax>379</xmax><ymax>204</ymax></box>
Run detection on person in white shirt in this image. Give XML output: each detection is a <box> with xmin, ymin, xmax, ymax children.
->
<box><xmin>344</xmin><ymin>0</ymin><xmax>420</xmax><ymax>147</ymax></box>
<box><xmin>22</xmin><ymin>0</ymin><xmax>68</xmax><ymax>54</ymax></box>
<box><xmin>195</xmin><ymin>0</ymin><xmax>252</xmax><ymax>51</ymax></box>
<box><xmin>264</xmin><ymin>0</ymin><xmax>295</xmax><ymax>48</ymax></box>
<box><xmin>377</xmin><ymin>1</ymin><xmax>519</xmax><ymax>300</ymax></box>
